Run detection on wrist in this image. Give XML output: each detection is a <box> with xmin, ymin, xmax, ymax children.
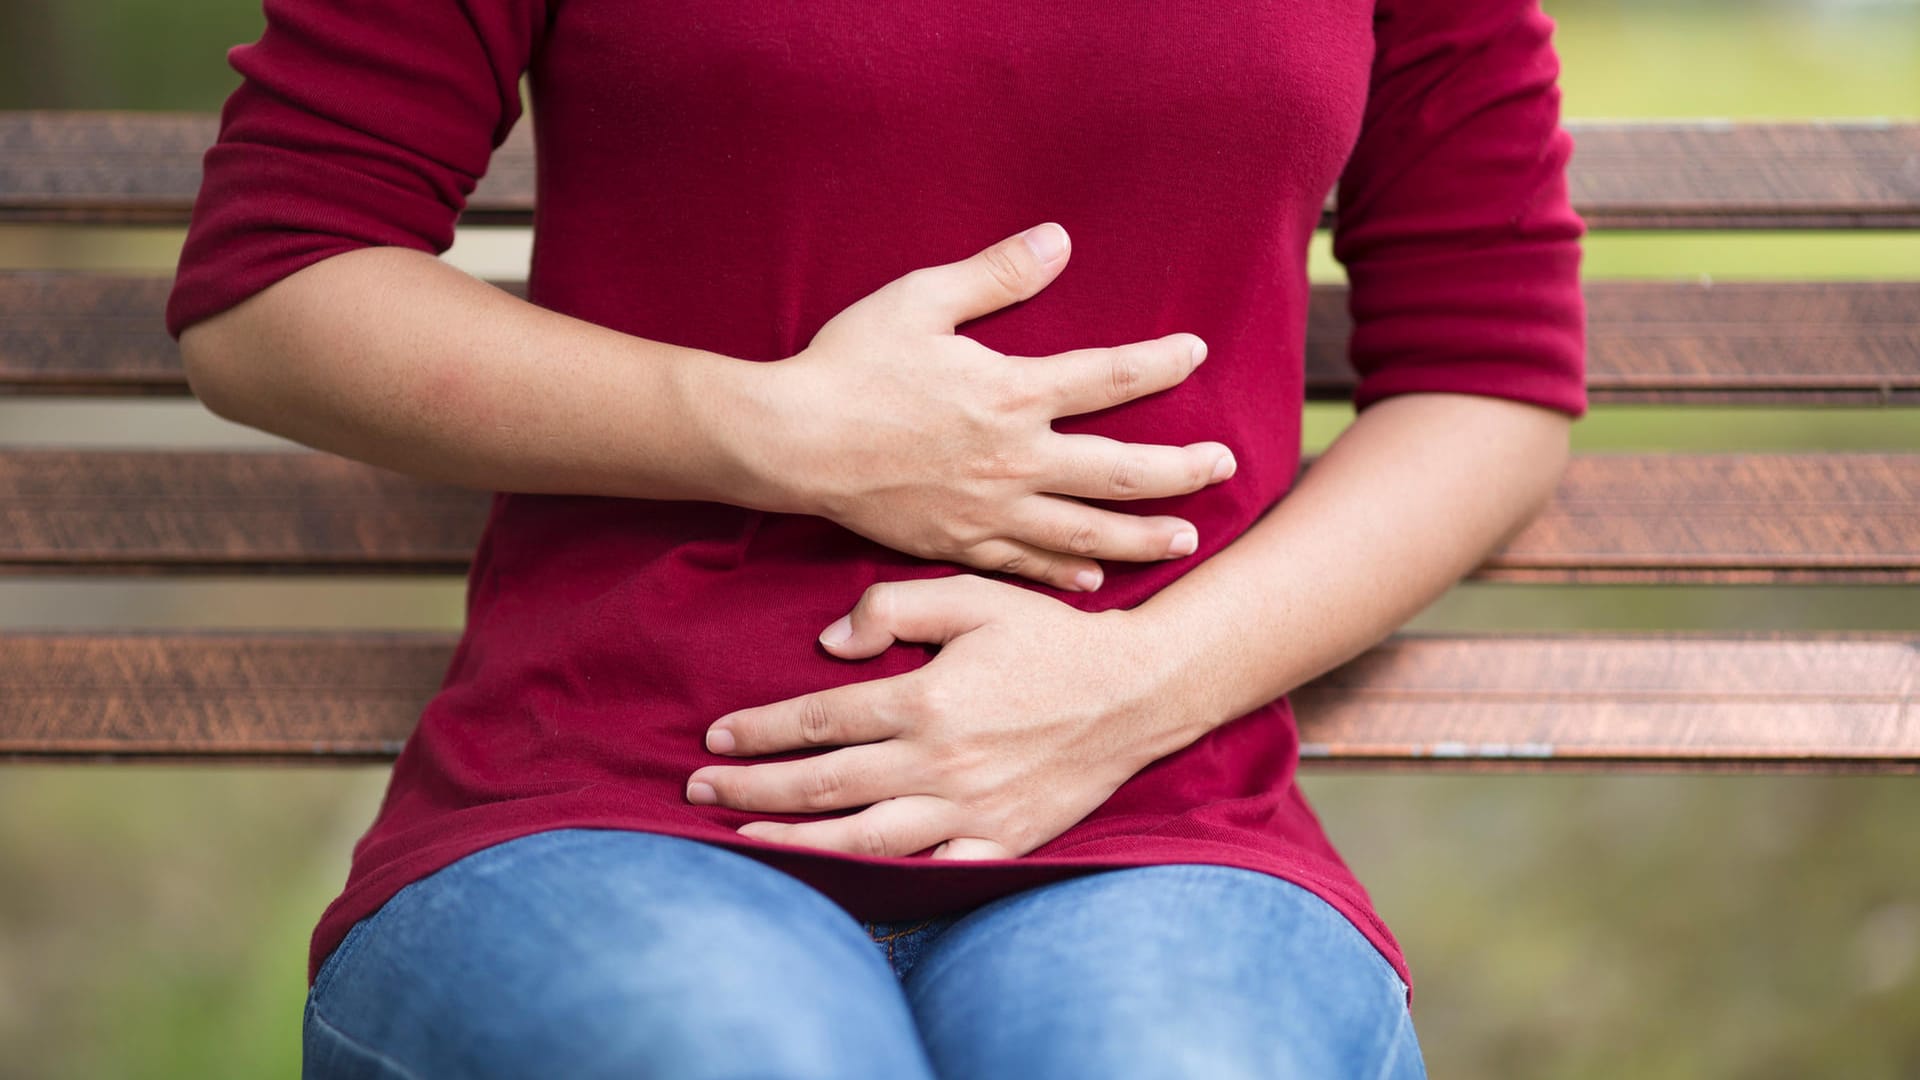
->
<box><xmin>1098</xmin><ymin>605</ymin><xmax>1235</xmax><ymax>767</ymax></box>
<box><xmin>677</xmin><ymin>352</ymin><xmax>814</xmax><ymax>515</ymax></box>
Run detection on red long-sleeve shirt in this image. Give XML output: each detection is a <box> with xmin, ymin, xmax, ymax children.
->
<box><xmin>167</xmin><ymin>0</ymin><xmax>1588</xmax><ymax>994</ymax></box>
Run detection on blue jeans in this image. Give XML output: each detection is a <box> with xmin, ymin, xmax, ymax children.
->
<box><xmin>304</xmin><ymin>828</ymin><xmax>1424</xmax><ymax>1078</ymax></box>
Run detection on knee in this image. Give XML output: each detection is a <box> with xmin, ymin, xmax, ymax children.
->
<box><xmin>306</xmin><ymin>976</ymin><xmax>862</xmax><ymax>1080</ymax></box>
<box><xmin>904</xmin><ymin>864</ymin><xmax>1422</xmax><ymax>1080</ymax></box>
<box><xmin>305</xmin><ymin>830</ymin><xmax>932</xmax><ymax>1079</ymax></box>
<box><xmin>309</xmin><ymin>942</ymin><xmax>924</xmax><ymax>1080</ymax></box>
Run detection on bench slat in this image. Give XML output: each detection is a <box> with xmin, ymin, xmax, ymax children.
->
<box><xmin>4</xmin><ymin>113</ymin><xmax>1915</xmax><ymax>229</ymax></box>
<box><xmin>6</xmin><ymin>272</ymin><xmax>1916</xmax><ymax>404</ymax></box>
<box><xmin>2</xmin><ymin>631</ymin><xmax>1911</xmax><ymax>768</ymax></box>
<box><xmin>1564</xmin><ymin>121</ymin><xmax>1920</xmax><ymax>229</ymax></box>
<box><xmin>0</xmin><ymin>449</ymin><xmax>1914</xmax><ymax>581</ymax></box>
<box><xmin>1293</xmin><ymin>634</ymin><xmax>1919</xmax><ymax>768</ymax></box>
<box><xmin>0</xmin><ymin>449</ymin><xmax>490</xmax><ymax>571</ymax></box>
<box><xmin>1324</xmin><ymin>280</ymin><xmax>1920</xmax><ymax>406</ymax></box>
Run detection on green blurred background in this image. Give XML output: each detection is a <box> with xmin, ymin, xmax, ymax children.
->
<box><xmin>1</xmin><ymin>1</ymin><xmax>1917</xmax><ymax>1076</ymax></box>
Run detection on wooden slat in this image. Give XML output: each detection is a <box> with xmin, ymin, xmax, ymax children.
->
<box><xmin>0</xmin><ymin>450</ymin><xmax>492</xmax><ymax>572</ymax></box>
<box><xmin>0</xmin><ymin>449</ymin><xmax>1914</xmax><ymax>581</ymax></box>
<box><xmin>1308</xmin><ymin>280</ymin><xmax>1920</xmax><ymax>406</ymax></box>
<box><xmin>2</xmin><ymin>271</ymin><xmax>190</xmax><ymax>395</ymax></box>
<box><xmin>0</xmin><ymin>272</ymin><xmax>533</xmax><ymax>396</ymax></box>
<box><xmin>1565</xmin><ymin>121</ymin><xmax>1920</xmax><ymax>230</ymax></box>
<box><xmin>0</xmin><ymin>112</ymin><xmax>213</xmax><ymax>225</ymax></box>
<box><xmin>1489</xmin><ymin>453</ymin><xmax>1920</xmax><ymax>584</ymax></box>
<box><xmin>0</xmin><ymin>631</ymin><xmax>445</xmax><ymax>759</ymax></box>
<box><xmin>0</xmin><ymin>112</ymin><xmax>534</xmax><ymax>226</ymax></box>
<box><xmin>3</xmin><ymin>113</ymin><xmax>1916</xmax><ymax>228</ymax></box>
<box><xmin>8</xmin><ymin>272</ymin><xmax>1917</xmax><ymax>404</ymax></box>
<box><xmin>2</xmin><ymin>631</ymin><xmax>1911</xmax><ymax>768</ymax></box>
<box><xmin>1292</xmin><ymin>634</ymin><xmax>1919</xmax><ymax>769</ymax></box>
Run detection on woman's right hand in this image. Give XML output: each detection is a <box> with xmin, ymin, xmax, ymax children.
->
<box><xmin>752</xmin><ymin>223</ymin><xmax>1236</xmax><ymax>592</ymax></box>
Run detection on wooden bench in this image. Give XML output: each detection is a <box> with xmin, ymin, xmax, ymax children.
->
<box><xmin>1</xmin><ymin>111</ymin><xmax>1915</xmax><ymax>772</ymax></box>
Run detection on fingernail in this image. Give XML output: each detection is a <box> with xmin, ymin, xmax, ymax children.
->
<box><xmin>819</xmin><ymin>615</ymin><xmax>853</xmax><ymax>646</ymax></box>
<box><xmin>706</xmin><ymin>726</ymin><xmax>735</xmax><ymax>754</ymax></box>
<box><xmin>1022</xmin><ymin>223</ymin><xmax>1068</xmax><ymax>264</ymax></box>
<box><xmin>1211</xmin><ymin>453</ymin><xmax>1236</xmax><ymax>482</ymax></box>
<box><xmin>1168</xmin><ymin>529</ymin><xmax>1198</xmax><ymax>557</ymax></box>
<box><xmin>1073</xmin><ymin>568</ymin><xmax>1103</xmax><ymax>591</ymax></box>
<box><xmin>686</xmin><ymin>780</ymin><xmax>718</xmax><ymax>805</ymax></box>
<box><xmin>1189</xmin><ymin>337</ymin><xmax>1208</xmax><ymax>366</ymax></box>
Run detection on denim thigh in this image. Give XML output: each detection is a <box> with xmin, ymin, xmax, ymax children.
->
<box><xmin>900</xmin><ymin>863</ymin><xmax>1426</xmax><ymax>1080</ymax></box>
<box><xmin>302</xmin><ymin>827</ymin><xmax>937</xmax><ymax>1080</ymax></box>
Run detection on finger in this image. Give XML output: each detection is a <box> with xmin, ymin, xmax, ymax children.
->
<box><xmin>958</xmin><ymin>537</ymin><xmax>1106</xmax><ymax>593</ymax></box>
<box><xmin>888</xmin><ymin>223</ymin><xmax>1072</xmax><ymax>332</ymax></box>
<box><xmin>707</xmin><ymin>677</ymin><xmax>906</xmax><ymax>756</ymax></box>
<box><xmin>1007</xmin><ymin>494</ymin><xmax>1203</xmax><ymax>562</ymax></box>
<box><xmin>737</xmin><ymin>795</ymin><xmax>959</xmax><ymax>860</ymax></box>
<box><xmin>931</xmin><ymin>837</ymin><xmax>1017</xmax><ymax>861</ymax></box>
<box><xmin>689</xmin><ymin>741</ymin><xmax>921</xmax><ymax>814</ymax></box>
<box><xmin>1027</xmin><ymin>333</ymin><xmax>1207</xmax><ymax>418</ymax></box>
<box><xmin>817</xmin><ymin>575</ymin><xmax>1010</xmax><ymax>660</ymax></box>
<box><xmin>1043</xmin><ymin>432</ymin><xmax>1236</xmax><ymax>502</ymax></box>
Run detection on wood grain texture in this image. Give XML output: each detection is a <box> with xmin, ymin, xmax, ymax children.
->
<box><xmin>1564</xmin><ymin>121</ymin><xmax>1920</xmax><ymax>229</ymax></box>
<box><xmin>1</xmin><ymin>450</ymin><xmax>1914</xmax><ymax>580</ymax></box>
<box><xmin>9</xmin><ymin>273</ymin><xmax>1918</xmax><ymax>404</ymax></box>
<box><xmin>1487</xmin><ymin>453</ymin><xmax>1920</xmax><ymax>583</ymax></box>
<box><xmin>1</xmin><ymin>271</ymin><xmax>187</xmax><ymax>395</ymax></box>
<box><xmin>3</xmin><ymin>631</ymin><xmax>1911</xmax><ymax>767</ymax></box>
<box><xmin>1292</xmin><ymin>634</ymin><xmax>1919</xmax><ymax>768</ymax></box>
<box><xmin>0</xmin><ymin>449</ymin><xmax>492</xmax><ymax>572</ymax></box>
<box><xmin>0</xmin><ymin>271</ymin><xmax>525</xmax><ymax>395</ymax></box>
<box><xmin>4</xmin><ymin>113</ymin><xmax>1915</xmax><ymax>228</ymax></box>
<box><xmin>1308</xmin><ymin>280</ymin><xmax>1920</xmax><ymax>406</ymax></box>
<box><xmin>0</xmin><ymin>631</ymin><xmax>447</xmax><ymax>759</ymax></box>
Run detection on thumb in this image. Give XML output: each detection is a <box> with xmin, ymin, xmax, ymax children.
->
<box><xmin>897</xmin><ymin>223</ymin><xmax>1071</xmax><ymax>332</ymax></box>
<box><xmin>818</xmin><ymin>577</ymin><xmax>1003</xmax><ymax>658</ymax></box>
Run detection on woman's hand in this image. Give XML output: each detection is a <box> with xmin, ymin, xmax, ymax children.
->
<box><xmin>746</xmin><ymin>223</ymin><xmax>1237</xmax><ymax>593</ymax></box>
<box><xmin>685</xmin><ymin>574</ymin><xmax>1212</xmax><ymax>859</ymax></box>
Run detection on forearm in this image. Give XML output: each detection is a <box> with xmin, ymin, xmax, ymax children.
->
<box><xmin>178</xmin><ymin>246</ymin><xmax>792</xmax><ymax>507</ymax></box>
<box><xmin>1125</xmin><ymin>391</ymin><xmax>1574</xmax><ymax>760</ymax></box>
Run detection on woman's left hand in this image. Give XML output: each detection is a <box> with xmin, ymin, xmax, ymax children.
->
<box><xmin>685</xmin><ymin>574</ymin><xmax>1210</xmax><ymax>860</ymax></box>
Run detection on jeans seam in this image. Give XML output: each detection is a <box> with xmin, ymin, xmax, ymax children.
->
<box><xmin>308</xmin><ymin>1000</ymin><xmax>429</xmax><ymax>1080</ymax></box>
<box><xmin>1370</xmin><ymin>998</ymin><xmax>1413</xmax><ymax>1080</ymax></box>
<box><xmin>310</xmin><ymin>913</ymin><xmax>377</xmax><ymax>1001</ymax></box>
<box><xmin>870</xmin><ymin>918</ymin><xmax>938</xmax><ymax>943</ymax></box>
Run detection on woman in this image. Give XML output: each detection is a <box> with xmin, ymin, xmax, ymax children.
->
<box><xmin>168</xmin><ymin>0</ymin><xmax>1585</xmax><ymax>1075</ymax></box>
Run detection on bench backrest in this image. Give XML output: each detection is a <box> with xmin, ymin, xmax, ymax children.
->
<box><xmin>2</xmin><ymin>112</ymin><xmax>1915</xmax><ymax>769</ymax></box>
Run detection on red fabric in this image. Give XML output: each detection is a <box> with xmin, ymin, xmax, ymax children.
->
<box><xmin>168</xmin><ymin>0</ymin><xmax>1588</xmax><ymax>994</ymax></box>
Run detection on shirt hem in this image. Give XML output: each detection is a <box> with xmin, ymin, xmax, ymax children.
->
<box><xmin>308</xmin><ymin>809</ymin><xmax>1414</xmax><ymax>1003</ymax></box>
